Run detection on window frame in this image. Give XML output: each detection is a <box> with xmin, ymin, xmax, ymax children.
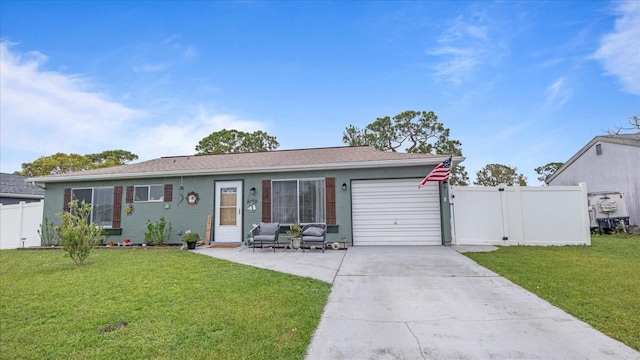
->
<box><xmin>70</xmin><ymin>186</ymin><xmax>114</xmax><ymax>228</ymax></box>
<box><xmin>271</xmin><ymin>178</ymin><xmax>326</xmax><ymax>225</ymax></box>
<box><xmin>134</xmin><ymin>184</ymin><xmax>165</xmax><ymax>202</ymax></box>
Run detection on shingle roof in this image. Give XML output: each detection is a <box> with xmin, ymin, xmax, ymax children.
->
<box><xmin>0</xmin><ymin>173</ymin><xmax>45</xmax><ymax>197</ymax></box>
<box><xmin>29</xmin><ymin>146</ymin><xmax>462</xmax><ymax>183</ymax></box>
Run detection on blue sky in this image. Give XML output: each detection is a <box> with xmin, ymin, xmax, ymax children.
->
<box><xmin>1</xmin><ymin>1</ymin><xmax>638</xmax><ymax>184</ymax></box>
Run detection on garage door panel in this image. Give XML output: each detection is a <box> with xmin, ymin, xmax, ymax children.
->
<box><xmin>352</xmin><ymin>179</ymin><xmax>442</xmax><ymax>246</ymax></box>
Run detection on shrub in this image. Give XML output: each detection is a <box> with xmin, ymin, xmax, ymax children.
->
<box><xmin>181</xmin><ymin>231</ymin><xmax>201</xmax><ymax>243</ymax></box>
<box><xmin>145</xmin><ymin>217</ymin><xmax>172</xmax><ymax>245</ymax></box>
<box><xmin>56</xmin><ymin>200</ymin><xmax>106</xmax><ymax>266</ymax></box>
<box><xmin>38</xmin><ymin>218</ymin><xmax>60</xmax><ymax>246</ymax></box>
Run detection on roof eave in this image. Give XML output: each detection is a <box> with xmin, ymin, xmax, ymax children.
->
<box><xmin>546</xmin><ymin>134</ymin><xmax>639</xmax><ymax>184</ymax></box>
<box><xmin>28</xmin><ymin>156</ymin><xmax>464</xmax><ymax>184</ymax></box>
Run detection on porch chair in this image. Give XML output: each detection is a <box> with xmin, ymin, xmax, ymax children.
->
<box><xmin>301</xmin><ymin>223</ymin><xmax>327</xmax><ymax>253</ymax></box>
<box><xmin>251</xmin><ymin>222</ymin><xmax>280</xmax><ymax>252</ymax></box>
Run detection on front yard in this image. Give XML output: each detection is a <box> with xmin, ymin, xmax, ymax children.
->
<box><xmin>0</xmin><ymin>249</ymin><xmax>331</xmax><ymax>360</ymax></box>
<box><xmin>464</xmin><ymin>235</ymin><xmax>640</xmax><ymax>351</ymax></box>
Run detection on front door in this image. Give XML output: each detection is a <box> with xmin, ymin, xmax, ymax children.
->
<box><xmin>214</xmin><ymin>181</ymin><xmax>243</xmax><ymax>243</ymax></box>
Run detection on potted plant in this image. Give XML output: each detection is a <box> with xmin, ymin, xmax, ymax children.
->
<box><xmin>286</xmin><ymin>223</ymin><xmax>302</xmax><ymax>249</ymax></box>
<box><xmin>181</xmin><ymin>231</ymin><xmax>201</xmax><ymax>250</ymax></box>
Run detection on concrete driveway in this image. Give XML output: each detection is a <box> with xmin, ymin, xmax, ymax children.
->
<box><xmin>193</xmin><ymin>245</ymin><xmax>639</xmax><ymax>359</ymax></box>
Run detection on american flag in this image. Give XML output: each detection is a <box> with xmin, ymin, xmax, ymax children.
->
<box><xmin>418</xmin><ymin>156</ymin><xmax>452</xmax><ymax>188</ymax></box>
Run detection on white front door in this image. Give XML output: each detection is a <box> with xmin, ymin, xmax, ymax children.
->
<box><xmin>214</xmin><ymin>181</ymin><xmax>243</xmax><ymax>243</ymax></box>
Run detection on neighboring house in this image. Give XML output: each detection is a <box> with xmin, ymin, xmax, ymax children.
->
<box><xmin>28</xmin><ymin>146</ymin><xmax>462</xmax><ymax>247</ymax></box>
<box><xmin>0</xmin><ymin>173</ymin><xmax>45</xmax><ymax>205</ymax></box>
<box><xmin>547</xmin><ymin>133</ymin><xmax>640</xmax><ymax>227</ymax></box>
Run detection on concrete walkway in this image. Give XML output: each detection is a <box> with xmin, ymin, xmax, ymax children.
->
<box><xmin>193</xmin><ymin>245</ymin><xmax>639</xmax><ymax>360</ymax></box>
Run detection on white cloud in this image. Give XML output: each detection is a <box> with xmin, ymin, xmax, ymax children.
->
<box><xmin>133</xmin><ymin>63</ymin><xmax>168</xmax><ymax>73</ymax></box>
<box><xmin>0</xmin><ymin>41</ymin><xmax>142</xmax><ymax>170</ymax></box>
<box><xmin>428</xmin><ymin>11</ymin><xmax>508</xmax><ymax>85</ymax></box>
<box><xmin>593</xmin><ymin>0</ymin><xmax>640</xmax><ymax>95</ymax></box>
<box><xmin>544</xmin><ymin>77</ymin><xmax>572</xmax><ymax>109</ymax></box>
<box><xmin>0</xmin><ymin>41</ymin><xmax>265</xmax><ymax>173</ymax></box>
<box><xmin>129</xmin><ymin>111</ymin><xmax>267</xmax><ymax>159</ymax></box>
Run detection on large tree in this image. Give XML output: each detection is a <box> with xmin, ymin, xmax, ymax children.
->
<box><xmin>19</xmin><ymin>150</ymin><xmax>138</xmax><ymax>177</ymax></box>
<box><xmin>195</xmin><ymin>129</ymin><xmax>280</xmax><ymax>155</ymax></box>
<box><xmin>534</xmin><ymin>162</ymin><xmax>564</xmax><ymax>184</ymax></box>
<box><xmin>342</xmin><ymin>110</ymin><xmax>469</xmax><ymax>185</ymax></box>
<box><xmin>474</xmin><ymin>164</ymin><xmax>527</xmax><ymax>186</ymax></box>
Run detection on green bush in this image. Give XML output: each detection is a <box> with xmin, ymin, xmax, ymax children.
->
<box><xmin>181</xmin><ymin>232</ymin><xmax>201</xmax><ymax>243</ymax></box>
<box><xmin>38</xmin><ymin>217</ymin><xmax>60</xmax><ymax>246</ymax></box>
<box><xmin>145</xmin><ymin>217</ymin><xmax>172</xmax><ymax>245</ymax></box>
<box><xmin>56</xmin><ymin>200</ymin><xmax>106</xmax><ymax>266</ymax></box>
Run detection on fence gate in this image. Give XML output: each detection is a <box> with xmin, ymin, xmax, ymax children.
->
<box><xmin>450</xmin><ymin>184</ymin><xmax>590</xmax><ymax>246</ymax></box>
<box><xmin>0</xmin><ymin>200</ymin><xmax>44</xmax><ymax>249</ymax></box>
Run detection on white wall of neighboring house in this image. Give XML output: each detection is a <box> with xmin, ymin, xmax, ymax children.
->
<box><xmin>451</xmin><ymin>184</ymin><xmax>590</xmax><ymax>246</ymax></box>
<box><xmin>548</xmin><ymin>139</ymin><xmax>640</xmax><ymax>227</ymax></box>
<box><xmin>0</xmin><ymin>200</ymin><xmax>43</xmax><ymax>249</ymax></box>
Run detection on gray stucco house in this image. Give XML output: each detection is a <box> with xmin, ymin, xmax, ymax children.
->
<box><xmin>547</xmin><ymin>133</ymin><xmax>640</xmax><ymax>227</ymax></box>
<box><xmin>29</xmin><ymin>146</ymin><xmax>462</xmax><ymax>247</ymax></box>
<box><xmin>0</xmin><ymin>173</ymin><xmax>45</xmax><ymax>205</ymax></box>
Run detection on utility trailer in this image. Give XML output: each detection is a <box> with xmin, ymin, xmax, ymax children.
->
<box><xmin>587</xmin><ymin>191</ymin><xmax>631</xmax><ymax>233</ymax></box>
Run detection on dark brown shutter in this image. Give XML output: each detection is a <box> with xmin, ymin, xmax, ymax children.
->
<box><xmin>112</xmin><ymin>186</ymin><xmax>122</xmax><ymax>228</ymax></box>
<box><xmin>164</xmin><ymin>184</ymin><xmax>173</xmax><ymax>202</ymax></box>
<box><xmin>325</xmin><ymin>178</ymin><xmax>336</xmax><ymax>225</ymax></box>
<box><xmin>126</xmin><ymin>186</ymin><xmax>134</xmax><ymax>203</ymax></box>
<box><xmin>63</xmin><ymin>188</ymin><xmax>71</xmax><ymax>213</ymax></box>
<box><xmin>262</xmin><ymin>180</ymin><xmax>271</xmax><ymax>222</ymax></box>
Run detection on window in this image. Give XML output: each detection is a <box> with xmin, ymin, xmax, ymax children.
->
<box><xmin>272</xmin><ymin>179</ymin><xmax>325</xmax><ymax>224</ymax></box>
<box><xmin>596</xmin><ymin>143</ymin><xmax>602</xmax><ymax>156</ymax></box>
<box><xmin>134</xmin><ymin>185</ymin><xmax>164</xmax><ymax>202</ymax></box>
<box><xmin>71</xmin><ymin>187</ymin><xmax>114</xmax><ymax>228</ymax></box>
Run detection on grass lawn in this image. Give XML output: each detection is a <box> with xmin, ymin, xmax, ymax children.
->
<box><xmin>0</xmin><ymin>248</ymin><xmax>331</xmax><ymax>360</ymax></box>
<box><xmin>464</xmin><ymin>235</ymin><xmax>640</xmax><ymax>351</ymax></box>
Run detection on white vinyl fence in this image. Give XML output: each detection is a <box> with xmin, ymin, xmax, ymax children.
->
<box><xmin>450</xmin><ymin>183</ymin><xmax>590</xmax><ymax>246</ymax></box>
<box><xmin>0</xmin><ymin>200</ymin><xmax>44</xmax><ymax>249</ymax></box>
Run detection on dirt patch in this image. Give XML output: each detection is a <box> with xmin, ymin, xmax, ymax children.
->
<box><xmin>101</xmin><ymin>321</ymin><xmax>128</xmax><ymax>333</ymax></box>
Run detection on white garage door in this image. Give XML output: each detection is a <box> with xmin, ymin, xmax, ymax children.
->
<box><xmin>352</xmin><ymin>179</ymin><xmax>442</xmax><ymax>246</ymax></box>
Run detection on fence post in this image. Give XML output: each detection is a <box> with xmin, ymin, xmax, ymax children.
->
<box><xmin>18</xmin><ymin>201</ymin><xmax>26</xmax><ymax>248</ymax></box>
<box><xmin>579</xmin><ymin>182</ymin><xmax>591</xmax><ymax>245</ymax></box>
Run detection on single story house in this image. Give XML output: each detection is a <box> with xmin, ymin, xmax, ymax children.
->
<box><xmin>1</xmin><ymin>173</ymin><xmax>45</xmax><ymax>205</ymax></box>
<box><xmin>547</xmin><ymin>132</ymin><xmax>640</xmax><ymax>227</ymax></box>
<box><xmin>28</xmin><ymin>146</ymin><xmax>462</xmax><ymax>247</ymax></box>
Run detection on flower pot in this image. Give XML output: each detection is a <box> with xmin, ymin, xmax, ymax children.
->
<box><xmin>187</xmin><ymin>242</ymin><xmax>197</xmax><ymax>250</ymax></box>
<box><xmin>292</xmin><ymin>238</ymin><xmax>301</xmax><ymax>249</ymax></box>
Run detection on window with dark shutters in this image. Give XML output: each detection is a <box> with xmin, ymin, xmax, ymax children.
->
<box><xmin>325</xmin><ymin>177</ymin><xmax>336</xmax><ymax>225</ymax></box>
<box><xmin>113</xmin><ymin>186</ymin><xmax>122</xmax><ymax>228</ymax></box>
<box><xmin>126</xmin><ymin>186</ymin><xmax>134</xmax><ymax>203</ymax></box>
<box><xmin>262</xmin><ymin>180</ymin><xmax>271</xmax><ymax>222</ymax></box>
<box><xmin>164</xmin><ymin>184</ymin><xmax>173</xmax><ymax>202</ymax></box>
<box><xmin>63</xmin><ymin>188</ymin><xmax>71</xmax><ymax>213</ymax></box>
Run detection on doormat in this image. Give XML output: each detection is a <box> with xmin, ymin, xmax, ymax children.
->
<box><xmin>207</xmin><ymin>244</ymin><xmax>241</xmax><ymax>248</ymax></box>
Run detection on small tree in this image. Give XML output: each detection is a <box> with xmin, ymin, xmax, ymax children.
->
<box><xmin>534</xmin><ymin>162</ymin><xmax>564</xmax><ymax>184</ymax></box>
<box><xmin>474</xmin><ymin>164</ymin><xmax>527</xmax><ymax>186</ymax></box>
<box><xmin>144</xmin><ymin>217</ymin><xmax>172</xmax><ymax>245</ymax></box>
<box><xmin>57</xmin><ymin>200</ymin><xmax>106</xmax><ymax>266</ymax></box>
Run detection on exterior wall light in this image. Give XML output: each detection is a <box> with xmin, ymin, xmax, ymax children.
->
<box><xmin>342</xmin><ymin>183</ymin><xmax>347</xmax><ymax>191</ymax></box>
<box><xmin>250</xmin><ymin>187</ymin><xmax>256</xmax><ymax>195</ymax></box>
